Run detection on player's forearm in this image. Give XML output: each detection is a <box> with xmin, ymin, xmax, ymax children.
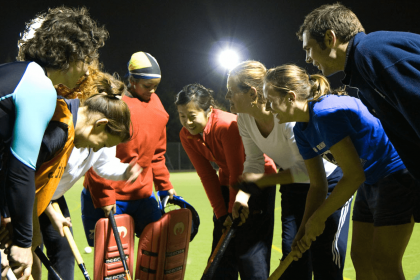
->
<box><xmin>7</xmin><ymin>155</ymin><xmax>35</xmax><ymax>248</ymax></box>
<box><xmin>44</xmin><ymin>204</ymin><xmax>55</xmax><ymax>219</ymax></box>
<box><xmin>256</xmin><ymin>169</ymin><xmax>293</xmax><ymax>188</ymax></box>
<box><xmin>300</xmin><ymin>184</ymin><xmax>328</xmax><ymax>230</ymax></box>
<box><xmin>315</xmin><ymin>175</ymin><xmax>363</xmax><ymax>222</ymax></box>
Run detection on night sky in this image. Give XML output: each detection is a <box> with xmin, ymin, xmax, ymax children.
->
<box><xmin>2</xmin><ymin>0</ymin><xmax>420</xmax><ymax>140</ymax></box>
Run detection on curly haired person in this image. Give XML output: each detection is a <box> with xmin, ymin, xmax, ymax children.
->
<box><xmin>0</xmin><ymin>6</ymin><xmax>108</xmax><ymax>280</ymax></box>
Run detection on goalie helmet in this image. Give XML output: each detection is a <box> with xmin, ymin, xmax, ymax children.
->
<box><xmin>156</xmin><ymin>190</ymin><xmax>200</xmax><ymax>241</ymax></box>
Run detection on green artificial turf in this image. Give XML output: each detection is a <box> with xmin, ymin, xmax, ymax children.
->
<box><xmin>41</xmin><ymin>172</ymin><xmax>420</xmax><ymax>280</ymax></box>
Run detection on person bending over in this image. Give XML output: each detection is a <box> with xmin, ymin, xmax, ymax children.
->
<box><xmin>176</xmin><ymin>83</ymin><xmax>277</xmax><ymax>280</ymax></box>
<box><xmin>298</xmin><ymin>3</ymin><xmax>420</xmax><ymax>183</ymax></box>
<box><xmin>0</xmin><ymin>6</ymin><xmax>108</xmax><ymax>279</ymax></box>
<box><xmin>35</xmin><ymin>70</ymin><xmax>140</xmax><ymax>280</ymax></box>
<box><xmin>227</xmin><ymin>61</ymin><xmax>350</xmax><ymax>280</ymax></box>
<box><xmin>263</xmin><ymin>64</ymin><xmax>418</xmax><ymax>279</ymax></box>
<box><xmin>82</xmin><ymin>51</ymin><xmax>176</xmax><ymax>245</ymax></box>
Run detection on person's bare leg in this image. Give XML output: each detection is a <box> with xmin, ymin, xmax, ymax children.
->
<box><xmin>350</xmin><ymin>221</ymin><xmax>377</xmax><ymax>280</ymax></box>
<box><xmin>371</xmin><ymin>217</ymin><xmax>414</xmax><ymax>280</ymax></box>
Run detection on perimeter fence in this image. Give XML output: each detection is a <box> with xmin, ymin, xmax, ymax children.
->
<box><xmin>165</xmin><ymin>142</ymin><xmax>218</xmax><ymax>171</ymax></box>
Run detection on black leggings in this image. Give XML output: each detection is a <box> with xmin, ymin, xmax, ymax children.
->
<box><xmin>39</xmin><ymin>196</ymin><xmax>75</xmax><ymax>280</ymax></box>
<box><xmin>209</xmin><ymin>185</ymin><xmax>276</xmax><ymax>280</ymax></box>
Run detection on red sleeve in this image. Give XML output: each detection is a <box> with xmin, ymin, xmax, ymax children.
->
<box><xmin>264</xmin><ymin>156</ymin><xmax>278</xmax><ymax>175</ymax></box>
<box><xmin>218</xmin><ymin>121</ymin><xmax>244</xmax><ymax>213</ymax></box>
<box><xmin>152</xmin><ymin>126</ymin><xmax>174</xmax><ymax>191</ymax></box>
<box><xmin>83</xmin><ymin>167</ymin><xmax>116</xmax><ymax>208</ymax></box>
<box><xmin>180</xmin><ymin>131</ymin><xmax>228</xmax><ymax>218</ymax></box>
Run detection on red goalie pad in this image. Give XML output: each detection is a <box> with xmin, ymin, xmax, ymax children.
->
<box><xmin>135</xmin><ymin>208</ymin><xmax>192</xmax><ymax>280</ymax></box>
<box><xmin>94</xmin><ymin>214</ymin><xmax>135</xmax><ymax>280</ymax></box>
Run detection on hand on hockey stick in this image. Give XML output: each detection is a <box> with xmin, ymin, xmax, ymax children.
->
<box><xmin>8</xmin><ymin>246</ymin><xmax>32</xmax><ymax>280</ymax></box>
<box><xmin>296</xmin><ymin>213</ymin><xmax>326</xmax><ymax>255</ymax></box>
<box><xmin>102</xmin><ymin>204</ymin><xmax>117</xmax><ymax>218</ymax></box>
<box><xmin>232</xmin><ymin>191</ymin><xmax>250</xmax><ymax>226</ymax></box>
<box><xmin>124</xmin><ymin>157</ymin><xmax>142</xmax><ymax>184</ymax></box>
<box><xmin>290</xmin><ymin>227</ymin><xmax>306</xmax><ymax>261</ymax></box>
<box><xmin>222</xmin><ymin>216</ymin><xmax>233</xmax><ymax>233</ymax></box>
<box><xmin>45</xmin><ymin>204</ymin><xmax>72</xmax><ymax>237</ymax></box>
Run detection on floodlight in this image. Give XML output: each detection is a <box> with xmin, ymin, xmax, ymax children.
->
<box><xmin>218</xmin><ymin>49</ymin><xmax>239</xmax><ymax>70</ymax></box>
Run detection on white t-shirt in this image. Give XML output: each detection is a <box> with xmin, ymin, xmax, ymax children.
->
<box><xmin>237</xmin><ymin>113</ymin><xmax>337</xmax><ymax>184</ymax></box>
<box><xmin>51</xmin><ymin>146</ymin><xmax>128</xmax><ymax>200</ymax></box>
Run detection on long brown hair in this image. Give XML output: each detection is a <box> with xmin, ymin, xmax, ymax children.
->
<box><xmin>82</xmin><ymin>93</ymin><xmax>132</xmax><ymax>143</ymax></box>
<box><xmin>264</xmin><ymin>64</ymin><xmax>346</xmax><ymax>102</ymax></box>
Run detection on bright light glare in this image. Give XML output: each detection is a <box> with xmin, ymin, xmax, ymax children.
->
<box><xmin>219</xmin><ymin>49</ymin><xmax>239</xmax><ymax>70</ymax></box>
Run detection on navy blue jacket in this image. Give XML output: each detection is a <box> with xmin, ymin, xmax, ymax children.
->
<box><xmin>342</xmin><ymin>31</ymin><xmax>420</xmax><ymax>181</ymax></box>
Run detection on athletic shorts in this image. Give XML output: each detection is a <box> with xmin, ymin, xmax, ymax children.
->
<box><xmin>352</xmin><ymin>168</ymin><xmax>420</xmax><ymax>226</ymax></box>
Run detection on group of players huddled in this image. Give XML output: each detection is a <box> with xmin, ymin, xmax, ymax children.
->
<box><xmin>1</xmin><ymin>3</ymin><xmax>419</xmax><ymax>280</ymax></box>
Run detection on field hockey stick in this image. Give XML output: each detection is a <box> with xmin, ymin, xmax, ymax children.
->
<box><xmin>51</xmin><ymin>202</ymin><xmax>91</xmax><ymax>280</ymax></box>
<box><xmin>108</xmin><ymin>211</ymin><xmax>132</xmax><ymax>280</ymax></box>
<box><xmin>5</xmin><ymin>263</ymin><xmax>35</xmax><ymax>280</ymax></box>
<box><xmin>201</xmin><ymin>216</ymin><xmax>241</xmax><ymax>280</ymax></box>
<box><xmin>34</xmin><ymin>247</ymin><xmax>63</xmax><ymax>280</ymax></box>
<box><xmin>6</xmin><ymin>269</ymin><xmax>16</xmax><ymax>280</ymax></box>
<box><xmin>6</xmin><ymin>270</ymin><xmax>35</xmax><ymax>280</ymax></box>
<box><xmin>267</xmin><ymin>251</ymin><xmax>296</xmax><ymax>280</ymax></box>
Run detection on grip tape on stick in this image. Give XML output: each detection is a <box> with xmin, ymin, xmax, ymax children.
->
<box><xmin>109</xmin><ymin>210</ymin><xmax>132</xmax><ymax>280</ymax></box>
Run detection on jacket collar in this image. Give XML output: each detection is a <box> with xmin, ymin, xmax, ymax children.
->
<box><xmin>342</xmin><ymin>32</ymin><xmax>366</xmax><ymax>85</ymax></box>
<box><xmin>203</xmin><ymin>109</ymin><xmax>218</xmax><ymax>141</ymax></box>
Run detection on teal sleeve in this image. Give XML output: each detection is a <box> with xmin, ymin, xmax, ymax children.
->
<box><xmin>11</xmin><ymin>62</ymin><xmax>56</xmax><ymax>169</ymax></box>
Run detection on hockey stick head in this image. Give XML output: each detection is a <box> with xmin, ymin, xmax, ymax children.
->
<box><xmin>157</xmin><ymin>191</ymin><xmax>200</xmax><ymax>241</ymax></box>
